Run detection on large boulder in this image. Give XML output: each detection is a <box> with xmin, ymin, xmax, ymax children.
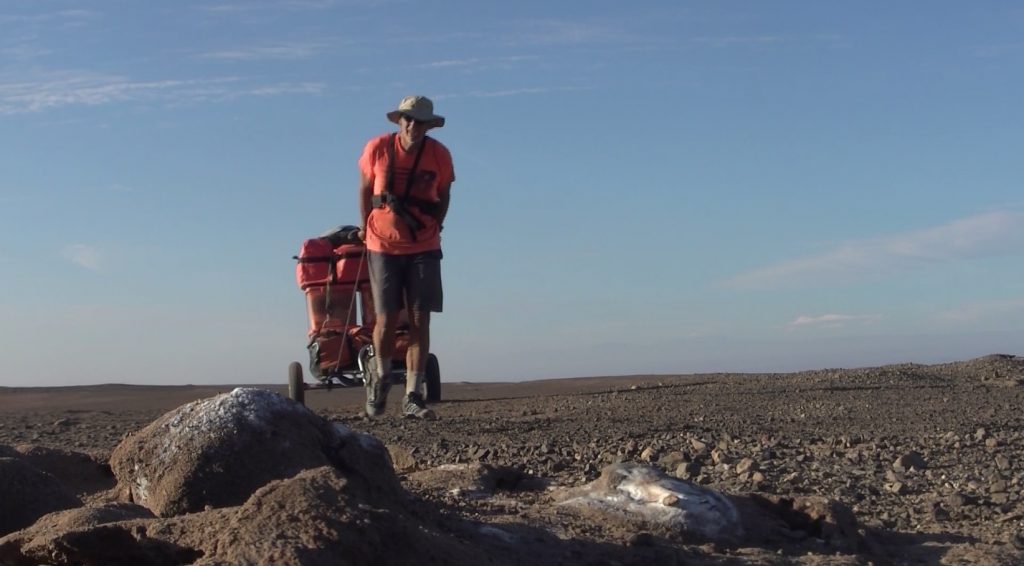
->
<box><xmin>109</xmin><ymin>387</ymin><xmax>397</xmax><ymax>517</ymax></box>
<box><xmin>0</xmin><ymin>457</ymin><xmax>82</xmax><ymax>536</ymax></box>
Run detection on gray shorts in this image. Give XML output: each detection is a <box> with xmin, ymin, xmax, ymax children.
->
<box><xmin>367</xmin><ymin>250</ymin><xmax>443</xmax><ymax>315</ymax></box>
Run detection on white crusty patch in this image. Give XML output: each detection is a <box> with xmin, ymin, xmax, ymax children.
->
<box><xmin>125</xmin><ymin>388</ymin><xmax>311</xmax><ymax>504</ymax></box>
<box><xmin>155</xmin><ymin>388</ymin><xmax>303</xmax><ymax>464</ymax></box>
<box><xmin>559</xmin><ymin>463</ymin><xmax>743</xmax><ymax>541</ymax></box>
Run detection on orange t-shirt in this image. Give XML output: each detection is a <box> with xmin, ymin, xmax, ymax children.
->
<box><xmin>359</xmin><ymin>133</ymin><xmax>455</xmax><ymax>255</ymax></box>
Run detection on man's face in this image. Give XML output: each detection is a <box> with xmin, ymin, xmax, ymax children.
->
<box><xmin>399</xmin><ymin>114</ymin><xmax>429</xmax><ymax>149</ymax></box>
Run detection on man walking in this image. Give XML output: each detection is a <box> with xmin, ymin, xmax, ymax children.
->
<box><xmin>358</xmin><ymin>95</ymin><xmax>454</xmax><ymax>418</ymax></box>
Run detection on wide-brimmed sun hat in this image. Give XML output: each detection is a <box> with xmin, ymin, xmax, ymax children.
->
<box><xmin>386</xmin><ymin>95</ymin><xmax>445</xmax><ymax>128</ymax></box>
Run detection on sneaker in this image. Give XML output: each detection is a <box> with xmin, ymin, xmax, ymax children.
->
<box><xmin>402</xmin><ymin>391</ymin><xmax>436</xmax><ymax>419</ymax></box>
<box><xmin>364</xmin><ymin>358</ymin><xmax>391</xmax><ymax>417</ymax></box>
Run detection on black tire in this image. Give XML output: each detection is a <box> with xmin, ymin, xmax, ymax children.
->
<box><xmin>288</xmin><ymin>362</ymin><xmax>305</xmax><ymax>405</ymax></box>
<box><xmin>425</xmin><ymin>354</ymin><xmax>441</xmax><ymax>402</ymax></box>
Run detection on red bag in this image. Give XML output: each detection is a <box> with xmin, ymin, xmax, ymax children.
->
<box><xmin>335</xmin><ymin>244</ymin><xmax>368</xmax><ymax>284</ymax></box>
<box><xmin>295</xmin><ymin>238</ymin><xmax>335</xmax><ymax>289</ymax></box>
<box><xmin>296</xmin><ymin>240</ymin><xmax>368</xmax><ymax>289</ymax></box>
<box><xmin>304</xmin><ymin>286</ymin><xmax>356</xmax><ymax>336</ymax></box>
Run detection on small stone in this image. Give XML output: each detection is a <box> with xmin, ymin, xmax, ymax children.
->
<box><xmin>640</xmin><ymin>447</ymin><xmax>658</xmax><ymax>462</ymax></box>
<box><xmin>658</xmin><ymin>451</ymin><xmax>688</xmax><ymax>470</ymax></box>
<box><xmin>995</xmin><ymin>455</ymin><xmax>1011</xmax><ymax>470</ymax></box>
<box><xmin>690</xmin><ymin>439</ymin><xmax>708</xmax><ymax>453</ymax></box>
<box><xmin>751</xmin><ymin>471</ymin><xmax>766</xmax><ymax>484</ymax></box>
<box><xmin>945</xmin><ymin>493</ymin><xmax>970</xmax><ymax>508</ymax></box>
<box><xmin>675</xmin><ymin>461</ymin><xmax>701</xmax><ymax>479</ymax></box>
<box><xmin>887</xmin><ymin>482</ymin><xmax>908</xmax><ymax>495</ymax></box>
<box><xmin>53</xmin><ymin>418</ymin><xmax>71</xmax><ymax>427</ymax></box>
<box><xmin>895</xmin><ymin>451</ymin><xmax>926</xmax><ymax>471</ymax></box>
<box><xmin>735</xmin><ymin>458</ymin><xmax>758</xmax><ymax>475</ymax></box>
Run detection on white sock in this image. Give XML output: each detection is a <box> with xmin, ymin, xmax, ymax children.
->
<box><xmin>407</xmin><ymin>372</ymin><xmax>424</xmax><ymax>395</ymax></box>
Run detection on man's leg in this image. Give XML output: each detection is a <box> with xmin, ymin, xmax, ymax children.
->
<box><xmin>373</xmin><ymin>311</ymin><xmax>401</xmax><ymax>379</ymax></box>
<box><xmin>401</xmin><ymin>250</ymin><xmax>442</xmax><ymax>418</ymax></box>
<box><xmin>366</xmin><ymin>252</ymin><xmax>403</xmax><ymax>417</ymax></box>
<box><xmin>404</xmin><ymin>308</ymin><xmax>430</xmax><ymax>395</ymax></box>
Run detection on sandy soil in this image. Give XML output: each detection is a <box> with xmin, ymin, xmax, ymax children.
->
<box><xmin>1</xmin><ymin>354</ymin><xmax>1023</xmax><ymax>564</ymax></box>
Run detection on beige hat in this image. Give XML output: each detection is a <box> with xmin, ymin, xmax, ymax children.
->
<box><xmin>386</xmin><ymin>95</ymin><xmax>445</xmax><ymax>128</ymax></box>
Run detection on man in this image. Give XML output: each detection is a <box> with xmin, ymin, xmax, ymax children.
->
<box><xmin>358</xmin><ymin>95</ymin><xmax>454</xmax><ymax>419</ymax></box>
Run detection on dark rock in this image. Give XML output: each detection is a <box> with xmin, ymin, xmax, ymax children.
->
<box><xmin>0</xmin><ymin>457</ymin><xmax>82</xmax><ymax>536</ymax></box>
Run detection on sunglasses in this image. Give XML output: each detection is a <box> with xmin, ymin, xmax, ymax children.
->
<box><xmin>401</xmin><ymin>114</ymin><xmax>426</xmax><ymax>125</ymax></box>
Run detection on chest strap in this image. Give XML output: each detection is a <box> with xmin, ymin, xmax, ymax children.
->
<box><xmin>375</xmin><ymin>134</ymin><xmax>429</xmax><ymax>241</ymax></box>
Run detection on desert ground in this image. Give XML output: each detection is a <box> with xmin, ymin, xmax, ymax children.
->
<box><xmin>1</xmin><ymin>354</ymin><xmax>1022</xmax><ymax>565</ymax></box>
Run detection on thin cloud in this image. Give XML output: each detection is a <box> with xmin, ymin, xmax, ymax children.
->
<box><xmin>197</xmin><ymin>0</ymin><xmax>378</xmax><ymax>13</ymax></box>
<box><xmin>786</xmin><ymin>313</ymin><xmax>883</xmax><ymax>330</ymax></box>
<box><xmin>969</xmin><ymin>42</ymin><xmax>1024</xmax><ymax>58</ymax></box>
<box><xmin>726</xmin><ymin>210</ymin><xmax>1024</xmax><ymax>290</ymax></box>
<box><xmin>691</xmin><ymin>35</ymin><xmax>788</xmax><ymax>47</ymax></box>
<box><xmin>0</xmin><ymin>70</ymin><xmax>324</xmax><ymax>114</ymax></box>
<box><xmin>0</xmin><ymin>10</ymin><xmax>96</xmax><ymax>26</ymax></box>
<box><xmin>934</xmin><ymin>299</ymin><xmax>1024</xmax><ymax>323</ymax></box>
<box><xmin>503</xmin><ymin>19</ymin><xmax>633</xmax><ymax>47</ymax></box>
<box><xmin>197</xmin><ymin>42</ymin><xmax>328</xmax><ymax>61</ymax></box>
<box><xmin>1</xmin><ymin>39</ymin><xmax>52</xmax><ymax>61</ymax></box>
<box><xmin>433</xmin><ymin>86</ymin><xmax>583</xmax><ymax>101</ymax></box>
<box><xmin>417</xmin><ymin>56</ymin><xmax>538</xmax><ymax>71</ymax></box>
<box><xmin>62</xmin><ymin>244</ymin><xmax>100</xmax><ymax>271</ymax></box>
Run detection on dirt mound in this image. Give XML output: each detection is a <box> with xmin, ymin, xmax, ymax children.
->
<box><xmin>13</xmin><ymin>444</ymin><xmax>114</xmax><ymax>497</ymax></box>
<box><xmin>0</xmin><ymin>456</ymin><xmax>81</xmax><ymax>536</ymax></box>
<box><xmin>109</xmin><ymin>387</ymin><xmax>397</xmax><ymax>517</ymax></box>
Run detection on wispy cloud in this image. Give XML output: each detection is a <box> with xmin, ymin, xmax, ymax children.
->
<box><xmin>197</xmin><ymin>42</ymin><xmax>328</xmax><ymax>61</ymax></box>
<box><xmin>62</xmin><ymin>244</ymin><xmax>100</xmax><ymax>271</ymax></box>
<box><xmin>1</xmin><ymin>37</ymin><xmax>52</xmax><ymax>61</ymax></box>
<box><xmin>502</xmin><ymin>20</ymin><xmax>632</xmax><ymax>47</ymax></box>
<box><xmin>434</xmin><ymin>86</ymin><xmax>583</xmax><ymax>101</ymax></box>
<box><xmin>417</xmin><ymin>55</ymin><xmax>538</xmax><ymax>71</ymax></box>
<box><xmin>969</xmin><ymin>42</ymin><xmax>1024</xmax><ymax>58</ymax></box>
<box><xmin>199</xmin><ymin>1</ymin><xmax>338</xmax><ymax>13</ymax></box>
<box><xmin>0</xmin><ymin>10</ymin><xmax>96</xmax><ymax>27</ymax></box>
<box><xmin>691</xmin><ymin>35</ymin><xmax>788</xmax><ymax>47</ymax></box>
<box><xmin>726</xmin><ymin>210</ymin><xmax>1024</xmax><ymax>289</ymax></box>
<box><xmin>786</xmin><ymin>313</ymin><xmax>883</xmax><ymax>330</ymax></box>
<box><xmin>934</xmin><ymin>299</ymin><xmax>1024</xmax><ymax>323</ymax></box>
<box><xmin>0</xmin><ymin>70</ymin><xmax>325</xmax><ymax>114</ymax></box>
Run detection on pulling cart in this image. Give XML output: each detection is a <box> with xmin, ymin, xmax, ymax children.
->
<box><xmin>287</xmin><ymin>226</ymin><xmax>441</xmax><ymax>406</ymax></box>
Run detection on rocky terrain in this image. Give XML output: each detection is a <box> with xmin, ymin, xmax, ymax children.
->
<box><xmin>1</xmin><ymin>354</ymin><xmax>1022</xmax><ymax>564</ymax></box>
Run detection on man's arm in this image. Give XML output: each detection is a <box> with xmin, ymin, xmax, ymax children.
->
<box><xmin>358</xmin><ymin>173</ymin><xmax>374</xmax><ymax>239</ymax></box>
<box><xmin>434</xmin><ymin>183</ymin><xmax>452</xmax><ymax>227</ymax></box>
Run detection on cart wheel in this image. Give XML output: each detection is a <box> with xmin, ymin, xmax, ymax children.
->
<box><xmin>288</xmin><ymin>362</ymin><xmax>306</xmax><ymax>405</ymax></box>
<box><xmin>424</xmin><ymin>353</ymin><xmax>441</xmax><ymax>403</ymax></box>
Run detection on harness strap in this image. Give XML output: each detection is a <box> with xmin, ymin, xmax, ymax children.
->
<box><xmin>377</xmin><ymin>134</ymin><xmax>429</xmax><ymax>242</ymax></box>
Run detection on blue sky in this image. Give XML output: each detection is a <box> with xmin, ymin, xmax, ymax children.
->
<box><xmin>2</xmin><ymin>1</ymin><xmax>1022</xmax><ymax>387</ymax></box>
